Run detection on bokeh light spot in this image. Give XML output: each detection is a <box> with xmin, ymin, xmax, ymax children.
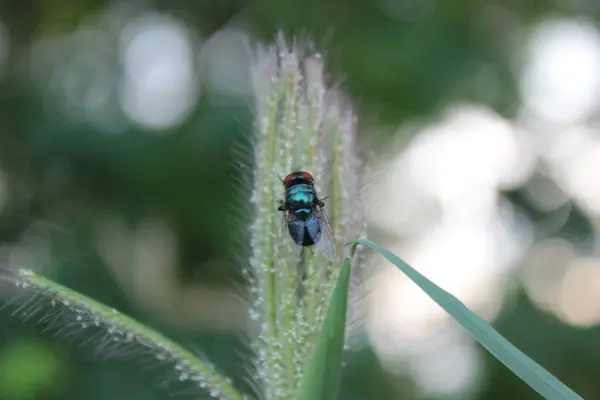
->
<box><xmin>558</xmin><ymin>257</ymin><xmax>600</xmax><ymax>327</ymax></box>
<box><xmin>199</xmin><ymin>28</ymin><xmax>252</xmax><ymax>98</ymax></box>
<box><xmin>120</xmin><ymin>13</ymin><xmax>199</xmax><ymax>130</ymax></box>
<box><xmin>521</xmin><ymin>18</ymin><xmax>600</xmax><ymax>123</ymax></box>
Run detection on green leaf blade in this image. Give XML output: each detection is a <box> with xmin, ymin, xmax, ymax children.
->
<box><xmin>356</xmin><ymin>238</ymin><xmax>583</xmax><ymax>400</ymax></box>
<box><xmin>296</xmin><ymin>256</ymin><xmax>352</xmax><ymax>400</ymax></box>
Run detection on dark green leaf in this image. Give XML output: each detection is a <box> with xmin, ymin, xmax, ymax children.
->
<box><xmin>296</xmin><ymin>254</ymin><xmax>352</xmax><ymax>400</ymax></box>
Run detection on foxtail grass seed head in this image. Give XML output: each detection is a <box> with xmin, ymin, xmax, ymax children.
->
<box><xmin>0</xmin><ymin>32</ymin><xmax>365</xmax><ymax>400</ymax></box>
<box><xmin>248</xmin><ymin>34</ymin><xmax>365</xmax><ymax>399</ymax></box>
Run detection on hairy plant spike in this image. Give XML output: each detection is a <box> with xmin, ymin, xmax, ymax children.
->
<box><xmin>248</xmin><ymin>33</ymin><xmax>364</xmax><ymax>399</ymax></box>
<box><xmin>0</xmin><ymin>268</ymin><xmax>245</xmax><ymax>400</ymax></box>
<box><xmin>292</xmin><ymin>51</ymin><xmax>332</xmax><ymax>379</ymax></box>
<box><xmin>248</xmin><ymin>40</ymin><xmax>286</xmax><ymax>399</ymax></box>
<box><xmin>326</xmin><ymin>96</ymin><xmax>369</xmax><ymax>349</ymax></box>
<box><xmin>275</xmin><ymin>44</ymin><xmax>304</xmax><ymax>393</ymax></box>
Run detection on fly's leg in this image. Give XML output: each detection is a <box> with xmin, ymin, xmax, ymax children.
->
<box><xmin>279</xmin><ymin>210</ymin><xmax>288</xmax><ymax>244</ymax></box>
<box><xmin>316</xmin><ymin>196</ymin><xmax>328</xmax><ymax>206</ymax></box>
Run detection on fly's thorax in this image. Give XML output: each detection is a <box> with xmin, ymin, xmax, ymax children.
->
<box><xmin>285</xmin><ymin>183</ymin><xmax>317</xmax><ymax>211</ymax></box>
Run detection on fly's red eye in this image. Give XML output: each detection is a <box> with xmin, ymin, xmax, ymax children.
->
<box><xmin>302</xmin><ymin>172</ymin><xmax>314</xmax><ymax>181</ymax></box>
<box><xmin>283</xmin><ymin>174</ymin><xmax>294</xmax><ymax>184</ymax></box>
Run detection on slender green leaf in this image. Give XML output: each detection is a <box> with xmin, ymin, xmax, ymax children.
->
<box><xmin>356</xmin><ymin>238</ymin><xmax>583</xmax><ymax>400</ymax></box>
<box><xmin>296</xmin><ymin>253</ymin><xmax>353</xmax><ymax>400</ymax></box>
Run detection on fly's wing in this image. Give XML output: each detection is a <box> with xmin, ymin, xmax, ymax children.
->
<box><xmin>306</xmin><ymin>208</ymin><xmax>336</xmax><ymax>262</ymax></box>
<box><xmin>280</xmin><ymin>211</ymin><xmax>306</xmax><ymax>265</ymax></box>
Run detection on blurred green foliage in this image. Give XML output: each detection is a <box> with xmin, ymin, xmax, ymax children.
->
<box><xmin>0</xmin><ymin>0</ymin><xmax>598</xmax><ymax>399</ymax></box>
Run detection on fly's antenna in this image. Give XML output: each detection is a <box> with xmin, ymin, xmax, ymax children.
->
<box><xmin>290</xmin><ymin>160</ymin><xmax>305</xmax><ymax>173</ymax></box>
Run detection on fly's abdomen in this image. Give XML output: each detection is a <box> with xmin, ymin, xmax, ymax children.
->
<box><xmin>304</xmin><ymin>213</ymin><xmax>322</xmax><ymax>245</ymax></box>
<box><xmin>287</xmin><ymin>218</ymin><xmax>308</xmax><ymax>246</ymax></box>
<box><xmin>286</xmin><ymin>212</ymin><xmax>322</xmax><ymax>246</ymax></box>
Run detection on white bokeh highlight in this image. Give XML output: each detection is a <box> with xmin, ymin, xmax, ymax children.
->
<box><xmin>521</xmin><ymin>18</ymin><xmax>600</xmax><ymax>123</ymax></box>
<box><xmin>198</xmin><ymin>28</ymin><xmax>253</xmax><ymax>98</ymax></box>
<box><xmin>557</xmin><ymin>257</ymin><xmax>600</xmax><ymax>327</ymax></box>
<box><xmin>119</xmin><ymin>13</ymin><xmax>199</xmax><ymax>130</ymax></box>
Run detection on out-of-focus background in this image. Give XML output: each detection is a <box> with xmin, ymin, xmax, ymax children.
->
<box><xmin>0</xmin><ymin>1</ymin><xmax>599</xmax><ymax>399</ymax></box>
